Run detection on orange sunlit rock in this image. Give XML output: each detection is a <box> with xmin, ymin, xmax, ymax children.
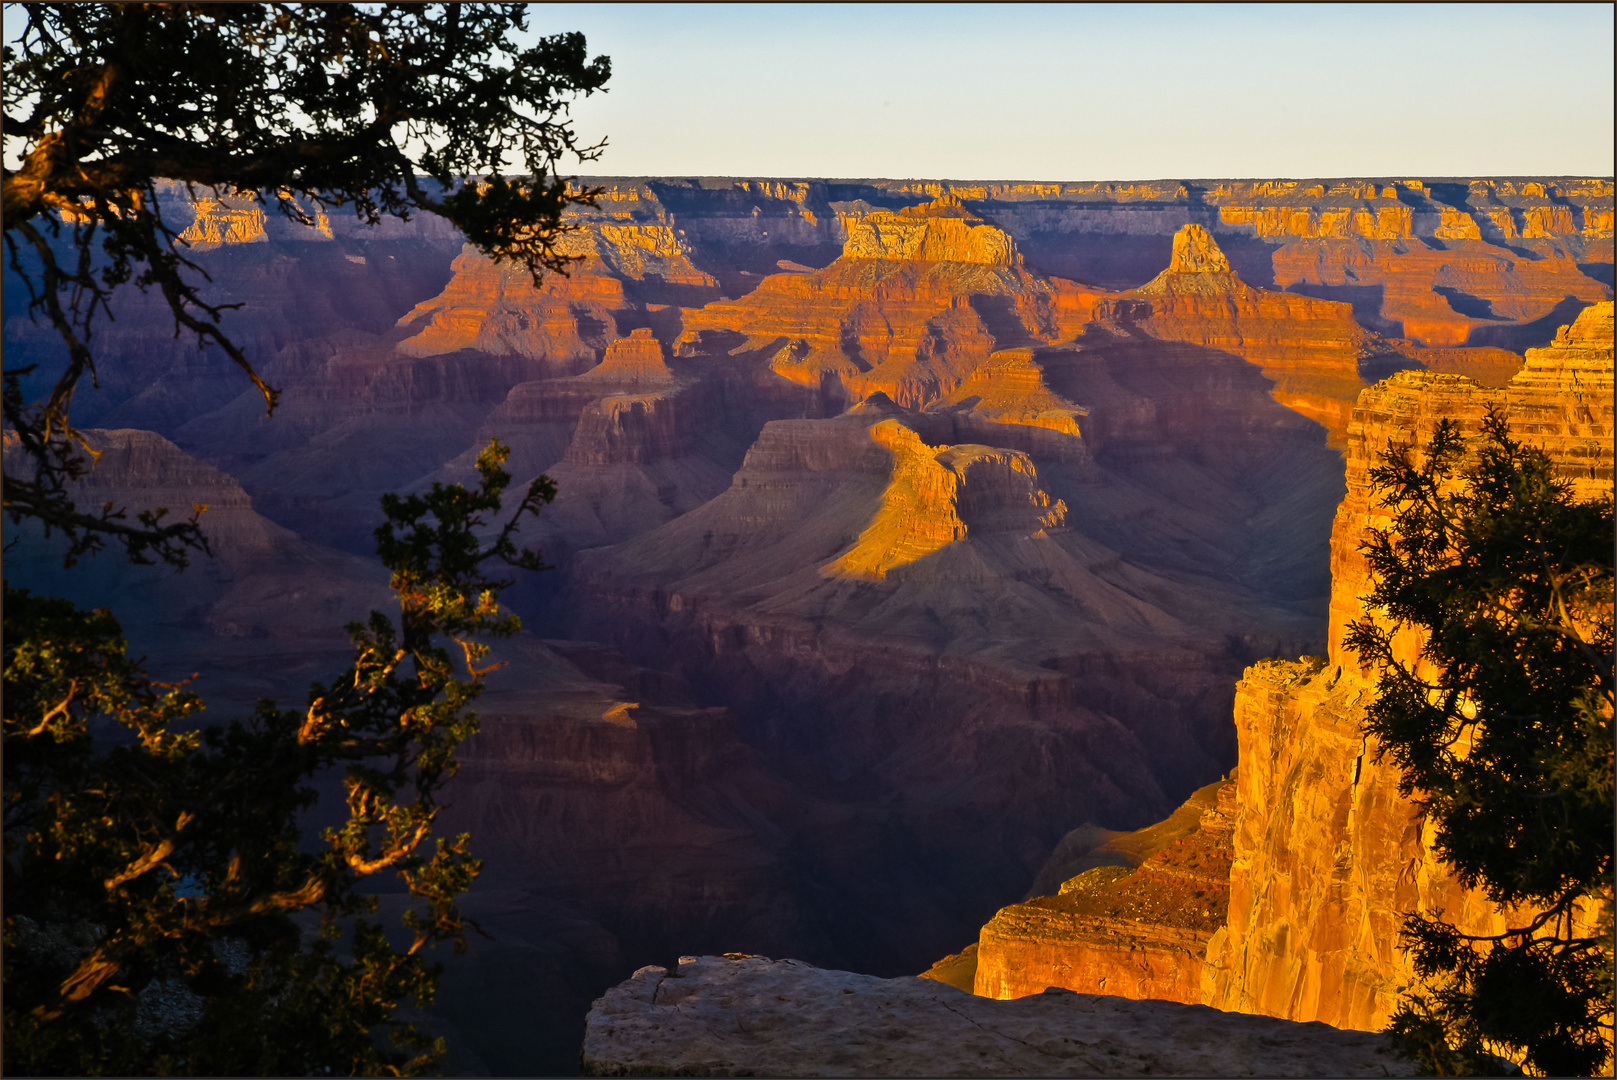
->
<box><xmin>1102</xmin><ymin>224</ymin><xmax>1377</xmax><ymax>443</ymax></box>
<box><xmin>823</xmin><ymin>417</ymin><xmax>1065</xmax><ymax>580</ymax></box>
<box><xmin>678</xmin><ymin>196</ymin><xmax>1077</xmax><ymax>414</ymax></box>
<box><xmin>1203</xmin><ymin>302</ymin><xmax>1613</xmax><ymax>1032</ymax></box>
<box><xmin>973</xmin><ymin>779</ymin><xmax>1235</xmax><ymax>1005</ymax></box>
<box><xmin>180</xmin><ymin>193</ymin><xmax>271</xmax><ymax>246</ymax></box>
<box><xmin>395</xmin><ymin>243</ymin><xmax>626</xmax><ymax>362</ymax></box>
<box><xmin>921</xmin><ymin>303</ymin><xmax>1611</xmax><ymax>1031</ymax></box>
<box><xmin>1273</xmin><ymin>238</ymin><xmax>1608</xmax><ymax>348</ymax></box>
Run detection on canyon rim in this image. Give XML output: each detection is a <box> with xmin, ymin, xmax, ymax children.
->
<box><xmin>5</xmin><ymin>174</ymin><xmax>1613</xmax><ymax>1075</ymax></box>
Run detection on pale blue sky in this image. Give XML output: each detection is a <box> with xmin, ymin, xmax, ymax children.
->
<box><xmin>530</xmin><ymin>2</ymin><xmax>1616</xmax><ymax>180</ymax></box>
<box><xmin>6</xmin><ymin>3</ymin><xmax>1612</xmax><ymax>181</ymax></box>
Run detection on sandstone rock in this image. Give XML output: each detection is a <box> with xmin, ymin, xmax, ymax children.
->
<box><xmin>583</xmin><ymin>328</ymin><xmax>677</xmax><ymax>387</ymax></box>
<box><xmin>908</xmin><ymin>177</ymin><xmax>1609</xmax><ymax>301</ymax></box>
<box><xmin>173</xmin><ymin>187</ymin><xmax>409</xmax><ymax>247</ymax></box>
<box><xmin>1326</xmin><ymin>300</ymin><xmax>1614</xmax><ymax>665</ymax></box>
<box><xmin>918</xmin><ymin>941</ymin><xmax>979</xmax><ymax>993</ymax></box>
<box><xmin>1204</xmin><ymin>302</ymin><xmax>1614</xmax><ymax>1032</ymax></box>
<box><xmin>1272</xmin><ymin>237</ymin><xmax>1609</xmax><ymax>349</ymax></box>
<box><xmin>677</xmin><ymin>197</ymin><xmax>1069</xmax><ymax>416</ymax></box>
<box><xmin>973</xmin><ymin>779</ymin><xmax>1234</xmax><ymax>1005</ymax></box>
<box><xmin>634</xmin><ymin>178</ymin><xmax>848</xmax><ymax>282</ymax></box>
<box><xmin>1024</xmin><ymin>777</ymin><xmax>1227</xmax><ymax>899</ymax></box>
<box><xmin>585</xmin><ymin>221</ymin><xmax>720</xmax><ymax>294</ymax></box>
<box><xmin>1376</xmin><ymin>341</ymin><xmax>1524</xmax><ymax>387</ymax></box>
<box><xmin>581</xmin><ymin>954</ymin><xmax>1413</xmax><ymax>1077</ymax></box>
<box><xmin>394</xmin><ymin>243</ymin><xmax>625</xmax><ymax>362</ymax></box>
<box><xmin>11</xmin><ymin>175</ymin><xmax>1607</xmax><ymax>1077</ymax></box>
<box><xmin>823</xmin><ymin>418</ymin><xmax>1066</xmax><ymax>580</ymax></box>
<box><xmin>1158</xmin><ymin>222</ymin><xmax>1232</xmax><ymax>277</ymax></box>
<box><xmin>1118</xmin><ymin>224</ymin><xmax>1379</xmax><ymax>443</ymax></box>
<box><xmin>842</xmin><ymin>194</ymin><xmax>1021</xmax><ymax>265</ymax></box>
<box><xmin>179</xmin><ymin>192</ymin><xmax>271</xmax><ymax>246</ymax></box>
<box><xmin>925</xmin><ymin>302</ymin><xmax>1612</xmax><ymax>1041</ymax></box>
<box><xmin>930</xmin><ymin>347</ymin><xmax>1090</xmax><ymax>442</ymax></box>
<box><xmin>566</xmin><ymin>374</ymin><xmax>1336</xmax><ymax>971</ymax></box>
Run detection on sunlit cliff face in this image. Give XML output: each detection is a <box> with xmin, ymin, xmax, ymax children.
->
<box><xmin>5</xmin><ymin>174</ymin><xmax>1608</xmax><ymax>1074</ymax></box>
<box><xmin>951</xmin><ymin>302</ymin><xmax>1614</xmax><ymax>1037</ymax></box>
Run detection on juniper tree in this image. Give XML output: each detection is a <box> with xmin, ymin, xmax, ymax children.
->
<box><xmin>1346</xmin><ymin>410</ymin><xmax>1614</xmax><ymax>1077</ymax></box>
<box><xmin>4</xmin><ymin>441</ymin><xmax>557</xmax><ymax>1075</ymax></box>
<box><xmin>3</xmin><ymin>4</ymin><xmax>598</xmax><ymax>1072</ymax></box>
<box><xmin>3</xmin><ymin>1</ymin><xmax>608</xmax><ymax>561</ymax></box>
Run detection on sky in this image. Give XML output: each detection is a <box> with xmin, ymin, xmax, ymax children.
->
<box><xmin>5</xmin><ymin>3</ymin><xmax>1612</xmax><ymax>182</ymax></box>
<box><xmin>526</xmin><ymin>2</ymin><xmax>1616</xmax><ymax>181</ymax></box>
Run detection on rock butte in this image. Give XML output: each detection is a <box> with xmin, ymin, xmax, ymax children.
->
<box><xmin>907</xmin><ymin>302</ymin><xmax>1614</xmax><ymax>1052</ymax></box>
<box><xmin>1123</xmin><ymin>223</ymin><xmax>1382</xmax><ymax>442</ymax></box>
<box><xmin>2</xmin><ymin>176</ymin><xmax>1610</xmax><ymax>1076</ymax></box>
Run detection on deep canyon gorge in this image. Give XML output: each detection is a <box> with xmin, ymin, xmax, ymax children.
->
<box><xmin>5</xmin><ymin>175</ymin><xmax>1612</xmax><ymax>1075</ymax></box>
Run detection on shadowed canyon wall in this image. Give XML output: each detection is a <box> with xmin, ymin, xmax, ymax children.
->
<box><xmin>3</xmin><ymin>176</ymin><xmax>1610</xmax><ymax>1074</ymax></box>
<box><xmin>933</xmin><ymin>302</ymin><xmax>1612</xmax><ymax>1043</ymax></box>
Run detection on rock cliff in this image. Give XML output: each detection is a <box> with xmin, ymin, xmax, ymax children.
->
<box><xmin>915</xmin><ymin>302</ymin><xmax>1611</xmax><ymax>1041</ymax></box>
<box><xmin>823</xmin><ymin>418</ymin><xmax>1067</xmax><ymax>580</ymax></box>
<box><xmin>168</xmin><ymin>182</ymin><xmax>463</xmax><ymax>245</ymax></box>
<box><xmin>1203</xmin><ymin>302</ymin><xmax>1614</xmax><ymax>1031</ymax></box>
<box><xmin>676</xmin><ymin>195</ymin><xmax>1083</xmax><ymax>415</ymax></box>
<box><xmin>973</xmin><ymin>779</ymin><xmax>1234</xmax><ymax>1005</ymax></box>
<box><xmin>565</xmin><ymin>366</ymin><xmax>1338</xmax><ymax>983</ymax></box>
<box><xmin>1272</xmin><ymin>236</ymin><xmax>1608</xmax><ymax>349</ymax></box>
<box><xmin>842</xmin><ymin>194</ymin><xmax>1021</xmax><ymax>265</ymax></box>
<box><xmin>6</xmin><ymin>175</ymin><xmax>1609</xmax><ymax>1076</ymax></box>
<box><xmin>395</xmin><ymin>243</ymin><xmax>626</xmax><ymax>363</ymax></box>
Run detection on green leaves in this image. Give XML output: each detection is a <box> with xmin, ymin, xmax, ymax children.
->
<box><xmin>1348</xmin><ymin>409</ymin><xmax>1614</xmax><ymax>1076</ymax></box>
<box><xmin>4</xmin><ymin>441</ymin><xmax>555</xmax><ymax>1075</ymax></box>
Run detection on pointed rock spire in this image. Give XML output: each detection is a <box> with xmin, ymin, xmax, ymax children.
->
<box><xmin>1167</xmin><ymin>223</ymin><xmax>1232</xmax><ymax>274</ymax></box>
<box><xmin>1136</xmin><ymin>224</ymin><xmax>1245</xmax><ymax>297</ymax></box>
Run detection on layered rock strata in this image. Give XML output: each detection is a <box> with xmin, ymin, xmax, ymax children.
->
<box><xmin>916</xmin><ymin>303</ymin><xmax>1611</xmax><ymax>1038</ymax></box>
<box><xmin>580</xmin><ymin>954</ymin><xmax>1414</xmax><ymax>1078</ymax></box>
<box><xmin>1203</xmin><ymin>302</ymin><xmax>1614</xmax><ymax>1031</ymax></box>
<box><xmin>8</xmin><ymin>177</ymin><xmax>1608</xmax><ymax>1077</ymax></box>
<box><xmin>972</xmin><ymin>779</ymin><xmax>1234</xmax><ymax>1005</ymax></box>
<box><xmin>880</xmin><ymin>178</ymin><xmax>1613</xmax><ymax>335</ymax></box>
<box><xmin>394</xmin><ymin>243</ymin><xmax>627</xmax><ymax>363</ymax></box>
<box><xmin>1273</xmin><ymin>237</ymin><xmax>1609</xmax><ymax>349</ymax></box>
<box><xmin>1100</xmin><ymin>224</ymin><xmax>1379</xmax><ymax>442</ymax></box>
<box><xmin>676</xmin><ymin>195</ymin><xmax>1087</xmax><ymax>412</ymax></box>
<box><xmin>566</xmin><ymin>369</ymin><xmax>1338</xmax><ymax>980</ymax></box>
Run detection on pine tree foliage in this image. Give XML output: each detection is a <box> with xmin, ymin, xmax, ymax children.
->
<box><xmin>1345</xmin><ymin>410</ymin><xmax>1614</xmax><ymax>1077</ymax></box>
<box><xmin>4</xmin><ymin>442</ymin><xmax>554</xmax><ymax>1076</ymax></box>
<box><xmin>2</xmin><ymin>2</ymin><xmax>608</xmax><ymax>563</ymax></box>
<box><xmin>2</xmin><ymin>7</ymin><xmax>595</xmax><ymax>1072</ymax></box>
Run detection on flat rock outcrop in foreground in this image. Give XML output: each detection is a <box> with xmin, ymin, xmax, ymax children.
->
<box><xmin>581</xmin><ymin>954</ymin><xmax>1412</xmax><ymax>1078</ymax></box>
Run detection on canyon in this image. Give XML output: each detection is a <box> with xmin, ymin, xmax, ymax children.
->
<box><xmin>907</xmin><ymin>300</ymin><xmax>1613</xmax><ymax>1047</ymax></box>
<box><xmin>4</xmin><ymin>176</ymin><xmax>1611</xmax><ymax>1075</ymax></box>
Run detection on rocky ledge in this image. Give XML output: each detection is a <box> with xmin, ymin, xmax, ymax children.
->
<box><xmin>581</xmin><ymin>954</ymin><xmax>1412</xmax><ymax>1078</ymax></box>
